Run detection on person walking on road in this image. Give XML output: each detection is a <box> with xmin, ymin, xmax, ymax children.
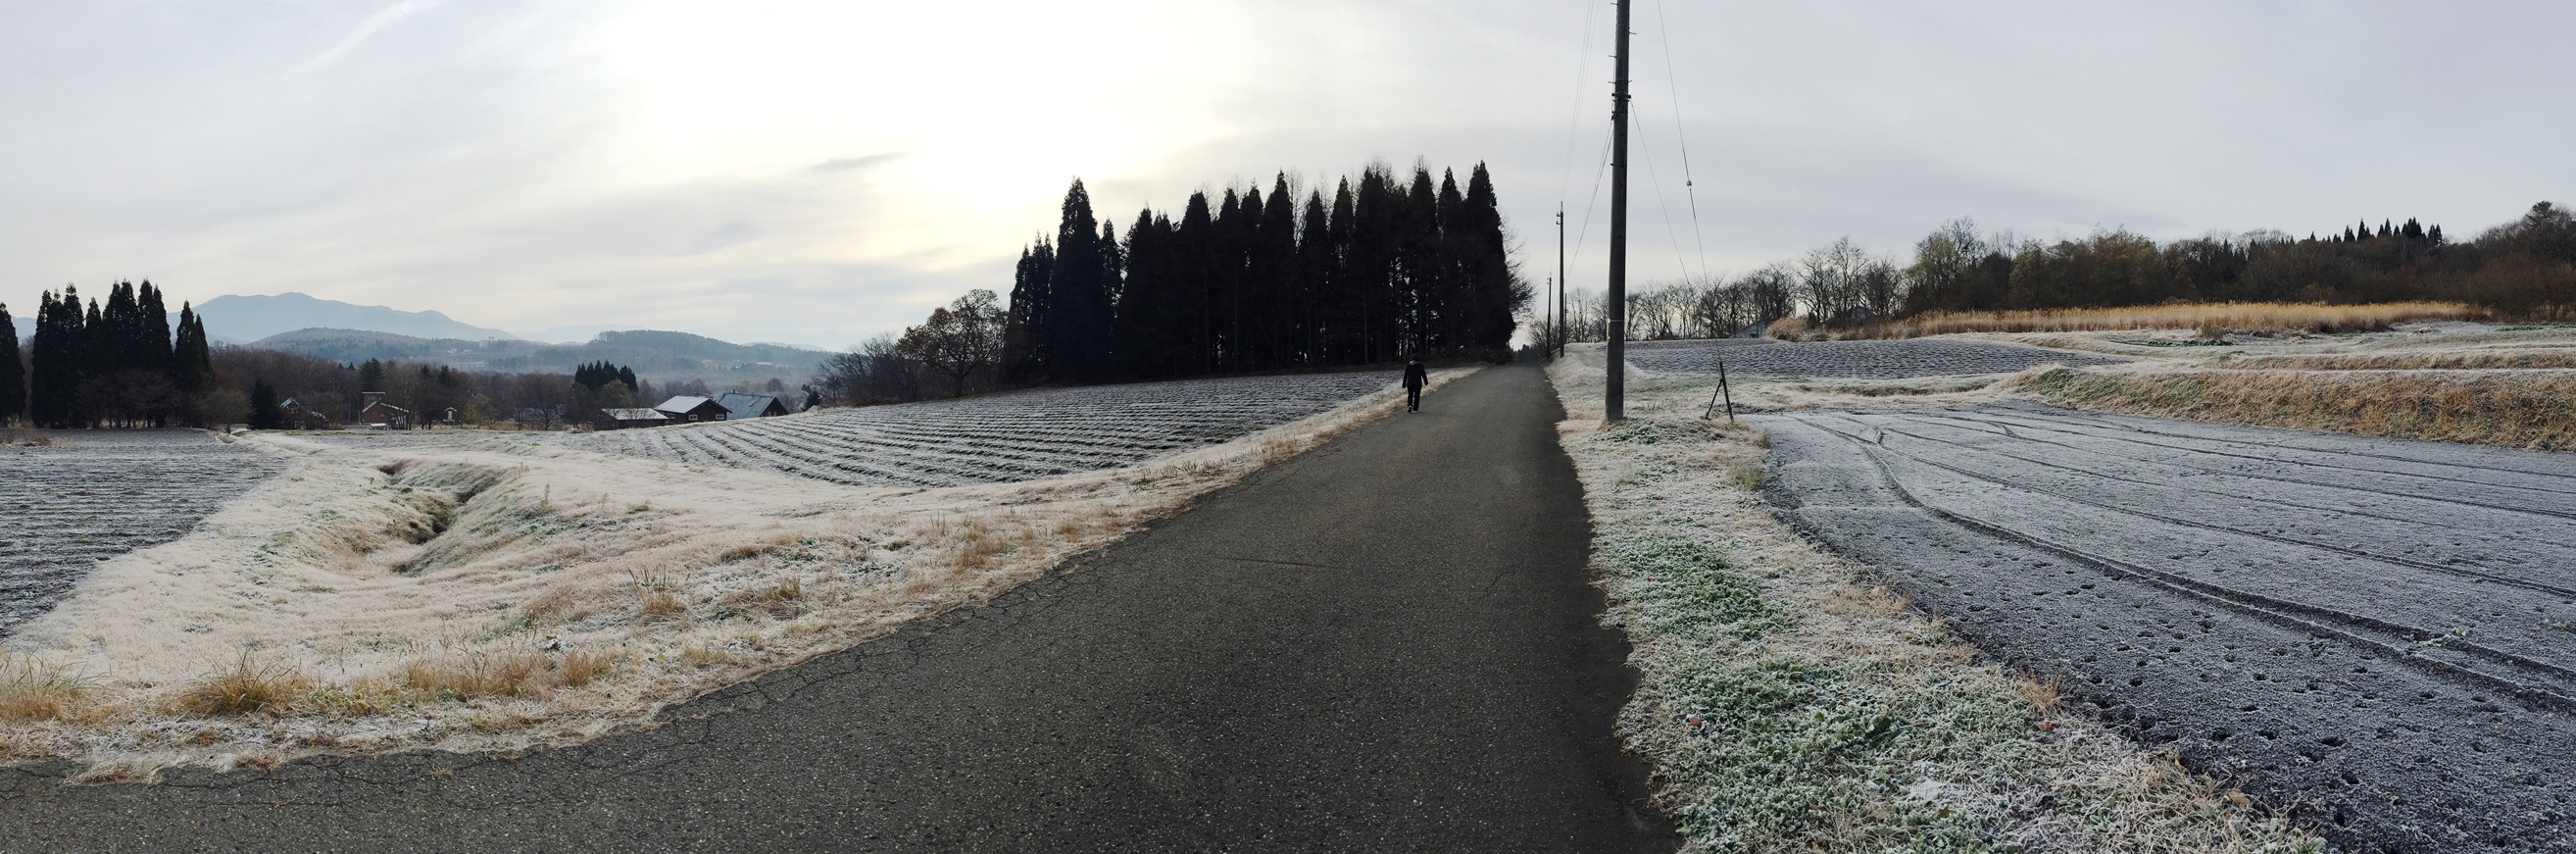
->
<box><xmin>1403</xmin><ymin>358</ymin><xmax>1427</xmax><ymax>413</ymax></box>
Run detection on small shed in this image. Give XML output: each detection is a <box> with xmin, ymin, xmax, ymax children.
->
<box><xmin>717</xmin><ymin>392</ymin><xmax>788</xmax><ymax>421</ymax></box>
<box><xmin>655</xmin><ymin>395</ymin><xmax>730</xmax><ymax>423</ymax></box>
<box><xmin>595</xmin><ymin>408</ymin><xmax>670</xmax><ymax>431</ymax></box>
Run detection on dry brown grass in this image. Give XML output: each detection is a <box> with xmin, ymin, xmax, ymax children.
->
<box><xmin>1784</xmin><ymin>301</ymin><xmax>2482</xmax><ymax>340</ymax></box>
<box><xmin>174</xmin><ymin>653</ymin><xmax>311</xmax><ymax>717</ymax></box>
<box><xmin>721</xmin><ymin>575</ymin><xmax>809</xmax><ymax>618</ymax></box>
<box><xmin>2009</xmin><ymin>366</ymin><xmax>2576</xmax><ymax>450</ymax></box>
<box><xmin>2219</xmin><ymin>350</ymin><xmax>2576</xmax><ymax>371</ymax></box>
<box><xmin>0</xmin><ymin>654</ymin><xmax>90</xmax><ymax>721</ymax></box>
<box><xmin>627</xmin><ymin>570</ymin><xmax>689</xmax><ymax>622</ymax></box>
<box><xmin>397</xmin><ymin>646</ymin><xmax>612</xmax><ymax>699</ymax></box>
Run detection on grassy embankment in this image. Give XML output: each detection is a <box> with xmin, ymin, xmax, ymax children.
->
<box><xmin>1768</xmin><ymin>301</ymin><xmax>2483</xmax><ymax>341</ymax></box>
<box><xmin>1548</xmin><ymin>352</ymin><xmax>2320</xmax><ymax>853</ymax></box>
<box><xmin>2007</xmin><ymin>366</ymin><xmax>2576</xmax><ymax>451</ymax></box>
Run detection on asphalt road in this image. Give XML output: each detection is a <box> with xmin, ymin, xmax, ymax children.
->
<box><xmin>0</xmin><ymin>364</ymin><xmax>1674</xmax><ymax>853</ymax></box>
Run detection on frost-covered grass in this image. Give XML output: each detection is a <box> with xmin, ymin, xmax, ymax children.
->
<box><xmin>1549</xmin><ymin>355</ymin><xmax>2321</xmax><ymax>854</ymax></box>
<box><xmin>0</xmin><ymin>369</ymin><xmax>1471</xmax><ymax>779</ymax></box>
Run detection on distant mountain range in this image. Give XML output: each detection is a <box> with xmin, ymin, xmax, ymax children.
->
<box><xmin>194</xmin><ymin>292</ymin><xmax>520</xmax><ymax>344</ymax></box>
<box><xmin>249</xmin><ymin>327</ymin><xmax>827</xmax><ymax>383</ymax></box>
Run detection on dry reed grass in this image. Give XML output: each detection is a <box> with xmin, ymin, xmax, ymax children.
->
<box><xmin>2218</xmin><ymin>350</ymin><xmax>2576</xmax><ymax>371</ymax></box>
<box><xmin>2008</xmin><ymin>366</ymin><xmax>2576</xmax><ymax>450</ymax></box>
<box><xmin>0</xmin><ymin>654</ymin><xmax>90</xmax><ymax>722</ymax></box>
<box><xmin>1779</xmin><ymin>301</ymin><xmax>2481</xmax><ymax>341</ymax></box>
<box><xmin>174</xmin><ymin>653</ymin><xmax>311</xmax><ymax>717</ymax></box>
<box><xmin>398</xmin><ymin>646</ymin><xmax>614</xmax><ymax>699</ymax></box>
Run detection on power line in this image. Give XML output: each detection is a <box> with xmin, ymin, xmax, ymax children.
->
<box><xmin>1651</xmin><ymin>0</ymin><xmax>1708</xmax><ymax>275</ymax></box>
<box><xmin>1556</xmin><ymin>0</ymin><xmax>1603</xmax><ymax>211</ymax></box>
<box><xmin>1630</xmin><ymin>107</ymin><xmax>1693</xmax><ymax>282</ymax></box>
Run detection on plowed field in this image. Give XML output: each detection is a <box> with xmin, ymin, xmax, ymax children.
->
<box><xmin>1759</xmin><ymin>403</ymin><xmax>2576</xmax><ymax>853</ymax></box>
<box><xmin>1627</xmin><ymin>338</ymin><xmax>2124</xmax><ymax>378</ymax></box>
<box><xmin>0</xmin><ymin>431</ymin><xmax>288</xmax><ymax>635</ymax></box>
<box><xmin>576</xmin><ymin>372</ymin><xmax>1399</xmax><ymax>487</ymax></box>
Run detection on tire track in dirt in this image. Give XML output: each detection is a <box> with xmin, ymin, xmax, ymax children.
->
<box><xmin>1759</xmin><ymin>405</ymin><xmax>2576</xmax><ymax>853</ymax></box>
<box><xmin>1951</xmin><ymin>407</ymin><xmax>2576</xmax><ymax>504</ymax></box>
<box><xmin>1794</xmin><ymin>416</ymin><xmax>2576</xmax><ymax>699</ymax></box>
<box><xmin>1825</xmin><ymin>416</ymin><xmax>2576</xmax><ymax>599</ymax></box>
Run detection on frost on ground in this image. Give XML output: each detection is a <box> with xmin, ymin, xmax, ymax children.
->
<box><xmin>1760</xmin><ymin>404</ymin><xmax>2576</xmax><ymax>854</ymax></box>
<box><xmin>1546</xmin><ymin>352</ymin><xmax>2317</xmax><ymax>853</ymax></box>
<box><xmin>1626</xmin><ymin>337</ymin><xmax>2126</xmax><ymax>379</ymax></box>
<box><xmin>574</xmin><ymin>373</ymin><xmax>1404</xmax><ymax>487</ymax></box>
<box><xmin>0</xmin><ymin>369</ymin><xmax>1468</xmax><ymax>778</ymax></box>
<box><xmin>0</xmin><ymin>431</ymin><xmax>289</xmax><ymax>635</ymax></box>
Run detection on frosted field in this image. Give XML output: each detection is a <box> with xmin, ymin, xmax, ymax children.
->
<box><xmin>1762</xmin><ymin>404</ymin><xmax>2576</xmax><ymax>852</ymax></box>
<box><xmin>574</xmin><ymin>372</ymin><xmax>1401</xmax><ymax>487</ymax></box>
<box><xmin>1626</xmin><ymin>338</ymin><xmax>2126</xmax><ymax>378</ymax></box>
<box><xmin>0</xmin><ymin>431</ymin><xmax>286</xmax><ymax>635</ymax></box>
<box><xmin>1</xmin><ymin>368</ymin><xmax>1458</xmax><ymax>773</ymax></box>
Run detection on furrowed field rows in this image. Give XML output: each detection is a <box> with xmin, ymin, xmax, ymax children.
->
<box><xmin>0</xmin><ymin>431</ymin><xmax>288</xmax><ymax>635</ymax></box>
<box><xmin>1758</xmin><ymin>405</ymin><xmax>2576</xmax><ymax>853</ymax></box>
<box><xmin>1627</xmin><ymin>337</ymin><xmax>2126</xmax><ymax>378</ymax></box>
<box><xmin>577</xmin><ymin>372</ymin><xmax>1399</xmax><ymax>486</ymax></box>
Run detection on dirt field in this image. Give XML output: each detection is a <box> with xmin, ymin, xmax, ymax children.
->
<box><xmin>1626</xmin><ymin>338</ymin><xmax>2125</xmax><ymax>379</ymax></box>
<box><xmin>0</xmin><ymin>431</ymin><xmax>286</xmax><ymax>635</ymax></box>
<box><xmin>573</xmin><ymin>373</ymin><xmax>1400</xmax><ymax>486</ymax></box>
<box><xmin>1757</xmin><ymin>403</ymin><xmax>2576</xmax><ymax>853</ymax></box>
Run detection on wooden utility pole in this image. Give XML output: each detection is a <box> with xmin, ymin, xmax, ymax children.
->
<box><xmin>1556</xmin><ymin>205</ymin><xmax>1567</xmax><ymax>358</ymax></box>
<box><xmin>1606</xmin><ymin>0</ymin><xmax>1631</xmax><ymax>422</ymax></box>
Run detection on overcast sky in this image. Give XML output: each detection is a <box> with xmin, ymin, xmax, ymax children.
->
<box><xmin>2</xmin><ymin>1</ymin><xmax>2568</xmax><ymax>348</ymax></box>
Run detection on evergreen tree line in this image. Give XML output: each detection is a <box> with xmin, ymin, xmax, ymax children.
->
<box><xmin>10</xmin><ymin>281</ymin><xmax>215</xmax><ymax>427</ymax></box>
<box><xmin>571</xmin><ymin>361</ymin><xmax>641</xmax><ymax>395</ymax></box>
<box><xmin>1552</xmin><ymin>200</ymin><xmax>2576</xmax><ymax>342</ymax></box>
<box><xmin>1007</xmin><ymin>162</ymin><xmax>1528</xmax><ymax>384</ymax></box>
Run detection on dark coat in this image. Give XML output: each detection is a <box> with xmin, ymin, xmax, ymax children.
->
<box><xmin>1403</xmin><ymin>362</ymin><xmax>1427</xmax><ymax>389</ymax></box>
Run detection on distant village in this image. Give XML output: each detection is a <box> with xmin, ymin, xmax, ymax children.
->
<box><xmin>285</xmin><ymin>390</ymin><xmax>801</xmax><ymax>431</ymax></box>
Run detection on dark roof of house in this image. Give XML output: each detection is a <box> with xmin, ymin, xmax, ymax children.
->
<box><xmin>716</xmin><ymin>392</ymin><xmax>785</xmax><ymax>421</ymax></box>
<box><xmin>655</xmin><ymin>395</ymin><xmax>725</xmax><ymax>415</ymax></box>
<box><xmin>601</xmin><ymin>408</ymin><xmax>669</xmax><ymax>422</ymax></box>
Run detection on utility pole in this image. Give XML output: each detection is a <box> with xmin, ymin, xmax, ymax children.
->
<box><xmin>1556</xmin><ymin>205</ymin><xmax>1566</xmax><ymax>358</ymax></box>
<box><xmin>1606</xmin><ymin>0</ymin><xmax>1631</xmax><ymax>422</ymax></box>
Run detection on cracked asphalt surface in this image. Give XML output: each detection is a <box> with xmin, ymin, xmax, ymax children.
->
<box><xmin>0</xmin><ymin>364</ymin><xmax>1674</xmax><ymax>853</ymax></box>
<box><xmin>1760</xmin><ymin>403</ymin><xmax>2576</xmax><ymax>853</ymax></box>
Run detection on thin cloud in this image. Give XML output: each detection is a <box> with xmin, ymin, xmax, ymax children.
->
<box><xmin>293</xmin><ymin>0</ymin><xmax>449</xmax><ymax>75</ymax></box>
<box><xmin>811</xmin><ymin>154</ymin><xmax>903</xmax><ymax>175</ymax></box>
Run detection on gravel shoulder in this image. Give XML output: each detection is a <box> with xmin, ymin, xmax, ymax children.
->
<box><xmin>1758</xmin><ymin>403</ymin><xmax>2576</xmax><ymax>853</ymax></box>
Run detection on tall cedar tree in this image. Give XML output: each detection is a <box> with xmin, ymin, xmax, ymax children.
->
<box><xmin>247</xmin><ymin>378</ymin><xmax>280</xmax><ymax>429</ymax></box>
<box><xmin>173</xmin><ymin>302</ymin><xmax>215</xmax><ymax>425</ymax></box>
<box><xmin>1002</xmin><ymin>240</ymin><xmax>1054</xmax><ymax>381</ymax></box>
<box><xmin>0</xmin><ymin>303</ymin><xmax>22</xmax><ymax>426</ymax></box>
<box><xmin>1041</xmin><ymin>181</ymin><xmax>1115</xmax><ymax>382</ymax></box>
<box><xmin>29</xmin><ymin>288</ymin><xmax>83</xmax><ymax>427</ymax></box>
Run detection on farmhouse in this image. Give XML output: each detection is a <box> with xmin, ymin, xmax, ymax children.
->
<box><xmin>655</xmin><ymin>395</ymin><xmax>730</xmax><ymax>423</ymax></box>
<box><xmin>594</xmin><ymin>408</ymin><xmax>670</xmax><ymax>431</ymax></box>
<box><xmin>360</xmin><ymin>392</ymin><xmax>412</xmax><ymax>428</ymax></box>
<box><xmin>717</xmin><ymin>392</ymin><xmax>789</xmax><ymax>421</ymax></box>
<box><xmin>275</xmin><ymin>397</ymin><xmax>332</xmax><ymax>430</ymax></box>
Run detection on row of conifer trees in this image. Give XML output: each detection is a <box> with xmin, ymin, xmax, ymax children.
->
<box><xmin>0</xmin><ymin>281</ymin><xmax>216</xmax><ymax>428</ymax></box>
<box><xmin>1002</xmin><ymin>161</ymin><xmax>1527</xmax><ymax>384</ymax></box>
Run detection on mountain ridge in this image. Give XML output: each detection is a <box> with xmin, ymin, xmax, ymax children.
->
<box><xmin>194</xmin><ymin>292</ymin><xmax>520</xmax><ymax>343</ymax></box>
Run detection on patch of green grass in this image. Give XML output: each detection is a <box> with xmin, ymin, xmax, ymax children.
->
<box><xmin>1601</xmin><ymin>531</ymin><xmax>1792</xmax><ymax>641</ymax></box>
